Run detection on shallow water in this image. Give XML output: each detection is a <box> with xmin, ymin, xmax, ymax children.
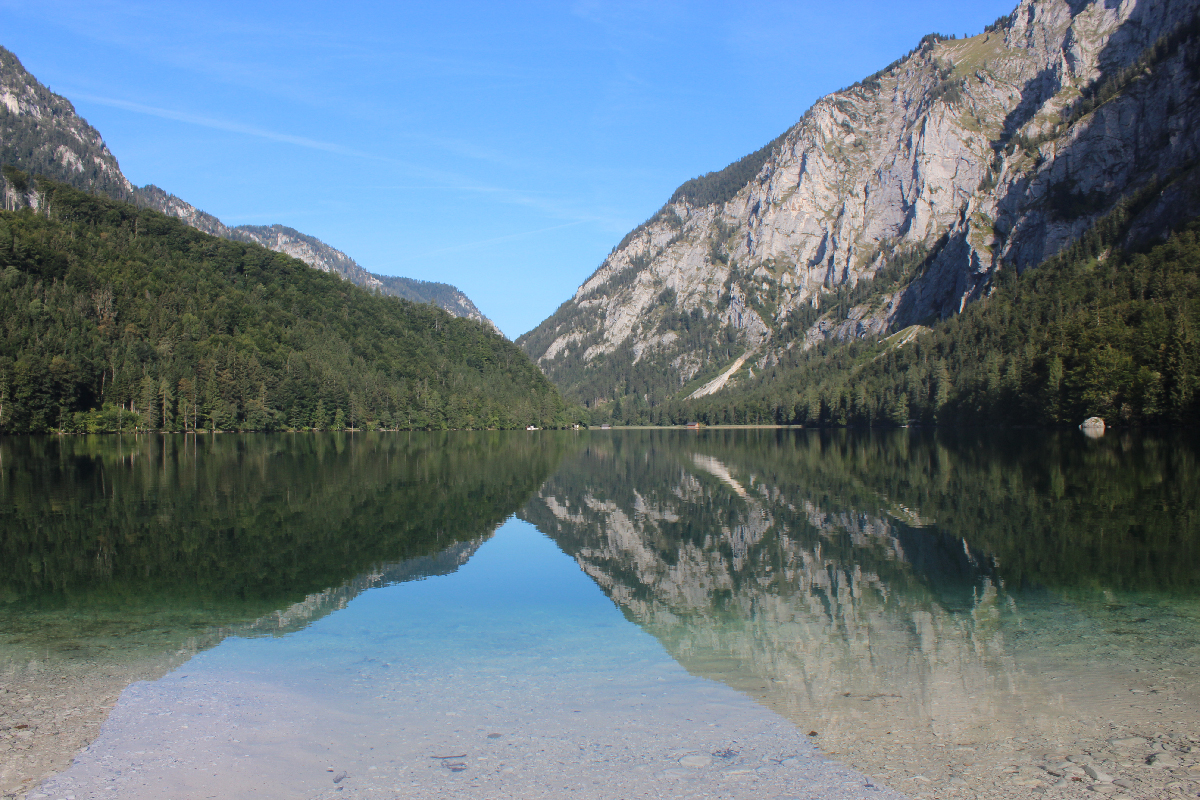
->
<box><xmin>35</xmin><ymin>521</ymin><xmax>887</xmax><ymax>800</ymax></box>
<box><xmin>4</xmin><ymin>430</ymin><xmax>1200</xmax><ymax>799</ymax></box>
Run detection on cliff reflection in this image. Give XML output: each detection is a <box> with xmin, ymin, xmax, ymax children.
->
<box><xmin>519</xmin><ymin>429</ymin><xmax>1200</xmax><ymax>787</ymax></box>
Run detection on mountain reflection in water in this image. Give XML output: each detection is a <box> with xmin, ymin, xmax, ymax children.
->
<box><xmin>2</xmin><ymin>432</ymin><xmax>564</xmax><ymax>639</ymax></box>
<box><xmin>4</xmin><ymin>428</ymin><xmax>1199</xmax><ymax>799</ymax></box>
<box><xmin>518</xmin><ymin>428</ymin><xmax>1200</xmax><ymax>792</ymax></box>
<box><xmin>0</xmin><ymin>431</ymin><xmax>563</xmax><ymax>797</ymax></box>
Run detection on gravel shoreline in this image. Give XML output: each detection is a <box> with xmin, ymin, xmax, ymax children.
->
<box><xmin>1</xmin><ymin>648</ymin><xmax>184</xmax><ymax>799</ymax></box>
<box><xmin>6</xmin><ymin>634</ymin><xmax>1200</xmax><ymax>800</ymax></box>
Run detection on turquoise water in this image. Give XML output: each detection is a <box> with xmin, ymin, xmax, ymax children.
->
<box><xmin>34</xmin><ymin>520</ymin><xmax>889</xmax><ymax>800</ymax></box>
<box><xmin>4</xmin><ymin>430</ymin><xmax>1200</xmax><ymax>799</ymax></box>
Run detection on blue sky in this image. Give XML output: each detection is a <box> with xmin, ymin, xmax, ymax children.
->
<box><xmin>1</xmin><ymin>0</ymin><xmax>1014</xmax><ymax>338</ymax></box>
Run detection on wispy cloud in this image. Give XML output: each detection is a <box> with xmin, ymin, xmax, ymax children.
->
<box><xmin>66</xmin><ymin>91</ymin><xmax>612</xmax><ymax>221</ymax></box>
<box><xmin>65</xmin><ymin>88</ymin><xmax>641</xmax><ymax>239</ymax></box>
<box><xmin>67</xmin><ymin>91</ymin><xmax>378</xmax><ymax>159</ymax></box>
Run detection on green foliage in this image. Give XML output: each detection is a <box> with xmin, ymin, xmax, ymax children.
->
<box><xmin>372</xmin><ymin>272</ymin><xmax>480</xmax><ymax>314</ymax></box>
<box><xmin>566</xmin><ymin>309</ymin><xmax>745</xmax><ymax>426</ymax></box>
<box><xmin>983</xmin><ymin>13</ymin><xmax>1015</xmax><ymax>35</ymax></box>
<box><xmin>668</xmin><ymin>134</ymin><xmax>787</xmax><ymax>210</ymax></box>
<box><xmin>0</xmin><ymin>179</ymin><xmax>569</xmax><ymax>433</ymax></box>
<box><xmin>928</xmin><ymin>62</ymin><xmax>965</xmax><ymax>107</ymax></box>
<box><xmin>683</xmin><ymin>203</ymin><xmax>1200</xmax><ymax>428</ymax></box>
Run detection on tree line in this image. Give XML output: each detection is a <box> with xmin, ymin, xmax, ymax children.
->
<box><xmin>574</xmin><ymin>192</ymin><xmax>1198</xmax><ymax>428</ymax></box>
<box><xmin>0</xmin><ymin>174</ymin><xmax>573</xmax><ymax>433</ymax></box>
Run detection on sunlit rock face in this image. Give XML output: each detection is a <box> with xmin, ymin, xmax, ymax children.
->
<box><xmin>0</xmin><ymin>47</ymin><xmax>133</xmax><ymax>202</ymax></box>
<box><xmin>520</xmin><ymin>0</ymin><xmax>1200</xmax><ymax>401</ymax></box>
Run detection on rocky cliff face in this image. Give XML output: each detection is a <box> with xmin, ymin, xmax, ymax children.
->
<box><xmin>0</xmin><ymin>47</ymin><xmax>132</xmax><ymax>202</ymax></box>
<box><xmin>519</xmin><ymin>0</ymin><xmax>1200</xmax><ymax>405</ymax></box>
<box><xmin>0</xmin><ymin>48</ymin><xmax>498</xmax><ymax>331</ymax></box>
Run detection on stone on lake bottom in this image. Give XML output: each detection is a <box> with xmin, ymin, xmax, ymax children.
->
<box><xmin>1109</xmin><ymin>737</ymin><xmax>1146</xmax><ymax>748</ymax></box>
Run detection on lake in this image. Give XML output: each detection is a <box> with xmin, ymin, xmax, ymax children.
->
<box><xmin>2</xmin><ymin>429</ymin><xmax>1198</xmax><ymax>800</ymax></box>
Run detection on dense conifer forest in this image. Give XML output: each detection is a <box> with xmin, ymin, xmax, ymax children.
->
<box><xmin>0</xmin><ymin>175</ymin><xmax>568</xmax><ymax>433</ymax></box>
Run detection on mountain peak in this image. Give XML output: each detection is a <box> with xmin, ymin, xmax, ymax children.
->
<box><xmin>519</xmin><ymin>0</ymin><xmax>1200</xmax><ymax>411</ymax></box>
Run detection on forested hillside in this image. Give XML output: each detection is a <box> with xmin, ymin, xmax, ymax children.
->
<box><xmin>677</xmin><ymin>198</ymin><xmax>1200</xmax><ymax>428</ymax></box>
<box><xmin>0</xmin><ymin>175</ymin><xmax>567</xmax><ymax>433</ymax></box>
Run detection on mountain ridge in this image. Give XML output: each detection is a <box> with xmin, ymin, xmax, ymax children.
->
<box><xmin>0</xmin><ymin>45</ymin><xmax>497</xmax><ymax>331</ymax></box>
<box><xmin>518</xmin><ymin>0</ymin><xmax>1200</xmax><ymax>416</ymax></box>
<box><xmin>133</xmin><ymin>184</ymin><xmax>501</xmax><ymax>332</ymax></box>
<box><xmin>0</xmin><ymin>177</ymin><xmax>566</xmax><ymax>432</ymax></box>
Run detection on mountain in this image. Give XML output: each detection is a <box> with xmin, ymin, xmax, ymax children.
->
<box><xmin>0</xmin><ymin>47</ymin><xmax>132</xmax><ymax>202</ymax></box>
<box><xmin>0</xmin><ymin>46</ymin><xmax>496</xmax><ymax>331</ymax></box>
<box><xmin>0</xmin><ymin>177</ymin><xmax>567</xmax><ymax>432</ymax></box>
<box><xmin>518</xmin><ymin>0</ymin><xmax>1200</xmax><ymax>421</ymax></box>
<box><xmin>683</xmin><ymin>212</ymin><xmax>1199</xmax><ymax>427</ymax></box>
<box><xmin>133</xmin><ymin>185</ymin><xmax>501</xmax><ymax>331</ymax></box>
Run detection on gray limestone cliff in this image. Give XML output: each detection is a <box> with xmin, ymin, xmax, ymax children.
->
<box><xmin>519</xmin><ymin>0</ymin><xmax>1200</xmax><ymax>404</ymax></box>
<box><xmin>0</xmin><ymin>46</ymin><xmax>132</xmax><ymax>202</ymax></box>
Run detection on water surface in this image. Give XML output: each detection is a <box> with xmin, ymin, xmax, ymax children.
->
<box><xmin>3</xmin><ymin>429</ymin><xmax>1199</xmax><ymax>799</ymax></box>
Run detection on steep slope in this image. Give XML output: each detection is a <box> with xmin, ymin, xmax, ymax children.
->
<box><xmin>0</xmin><ymin>178</ymin><xmax>566</xmax><ymax>432</ymax></box>
<box><xmin>134</xmin><ymin>185</ymin><xmax>500</xmax><ymax>330</ymax></box>
<box><xmin>0</xmin><ymin>47</ymin><xmax>496</xmax><ymax>329</ymax></box>
<box><xmin>0</xmin><ymin>46</ymin><xmax>132</xmax><ymax>202</ymax></box>
<box><xmin>683</xmin><ymin>209</ymin><xmax>1199</xmax><ymax>427</ymax></box>
<box><xmin>519</xmin><ymin>0</ymin><xmax>1200</xmax><ymax>416</ymax></box>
